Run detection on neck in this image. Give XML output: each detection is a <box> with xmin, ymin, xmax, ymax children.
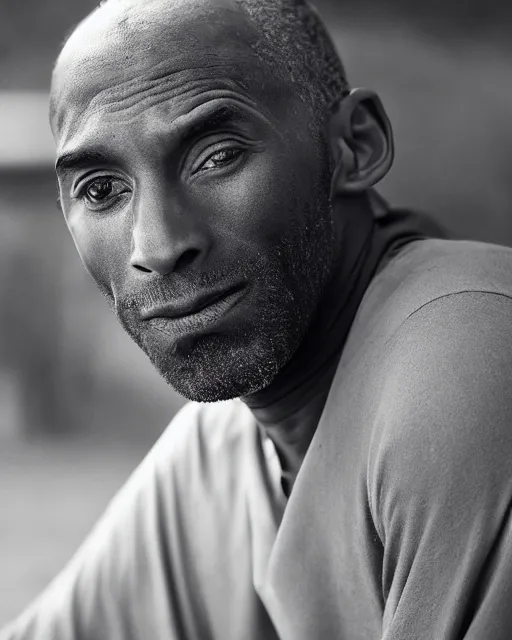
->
<box><xmin>242</xmin><ymin>196</ymin><xmax>379</xmax><ymax>496</ymax></box>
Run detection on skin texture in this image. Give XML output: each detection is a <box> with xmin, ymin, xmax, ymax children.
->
<box><xmin>52</xmin><ymin>0</ymin><xmax>393</xmax><ymax>488</ymax></box>
<box><xmin>53</xmin><ymin>0</ymin><xmax>337</xmax><ymax>402</ymax></box>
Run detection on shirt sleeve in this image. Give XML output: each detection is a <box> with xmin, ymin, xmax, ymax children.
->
<box><xmin>0</xmin><ymin>402</ymin><xmax>202</xmax><ymax>640</ymax></box>
<box><xmin>369</xmin><ymin>291</ymin><xmax>512</xmax><ymax>640</ymax></box>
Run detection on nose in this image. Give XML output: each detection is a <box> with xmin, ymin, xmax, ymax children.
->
<box><xmin>130</xmin><ymin>186</ymin><xmax>210</xmax><ymax>276</ymax></box>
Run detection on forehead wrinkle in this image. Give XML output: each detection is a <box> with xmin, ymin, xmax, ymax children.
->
<box><xmin>57</xmin><ymin>51</ymin><xmax>285</xmax><ymax>148</ymax></box>
<box><xmin>88</xmin><ymin>69</ymin><xmax>248</xmax><ymax>118</ymax></box>
<box><xmin>152</xmin><ymin>94</ymin><xmax>278</xmax><ymax>143</ymax></box>
<box><xmin>67</xmin><ymin>84</ymin><xmax>266</xmax><ymax>147</ymax></box>
<box><xmin>55</xmin><ymin>2</ymin><xmax>259</xmax><ymax>105</ymax></box>
<box><xmin>57</xmin><ymin>92</ymin><xmax>280</xmax><ymax>170</ymax></box>
<box><xmin>53</xmin><ymin>40</ymin><xmax>271</xmax><ymax>140</ymax></box>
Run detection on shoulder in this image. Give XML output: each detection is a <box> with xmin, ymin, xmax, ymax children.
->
<box><xmin>378</xmin><ymin>287</ymin><xmax>512</xmax><ymax>430</ymax></box>
<box><xmin>70</xmin><ymin>400</ymin><xmax>257</xmax><ymax>565</ymax></box>
<box><xmin>347</xmin><ymin>238</ymin><xmax>512</xmax><ymax>367</ymax></box>
<box><xmin>377</xmin><ymin>238</ymin><xmax>512</xmax><ymax>409</ymax></box>
<box><xmin>147</xmin><ymin>399</ymin><xmax>257</xmax><ymax>488</ymax></box>
<box><xmin>383</xmin><ymin>237</ymin><xmax>512</xmax><ymax>310</ymax></box>
<box><xmin>368</xmin><ymin>288</ymin><xmax>512</xmax><ymax>534</ymax></box>
<box><xmin>156</xmin><ymin>399</ymin><xmax>254</xmax><ymax>450</ymax></box>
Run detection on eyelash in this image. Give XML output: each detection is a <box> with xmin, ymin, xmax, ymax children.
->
<box><xmin>73</xmin><ymin>143</ymin><xmax>245</xmax><ymax>211</ymax></box>
<box><xmin>75</xmin><ymin>177</ymin><xmax>128</xmax><ymax>211</ymax></box>
<box><xmin>190</xmin><ymin>143</ymin><xmax>245</xmax><ymax>176</ymax></box>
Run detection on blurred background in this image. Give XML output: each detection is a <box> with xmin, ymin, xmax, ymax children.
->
<box><xmin>1</xmin><ymin>0</ymin><xmax>512</xmax><ymax>626</ymax></box>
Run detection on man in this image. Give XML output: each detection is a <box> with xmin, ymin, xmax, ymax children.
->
<box><xmin>3</xmin><ymin>0</ymin><xmax>512</xmax><ymax>638</ymax></box>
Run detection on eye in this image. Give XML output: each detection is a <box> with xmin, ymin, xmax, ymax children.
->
<box><xmin>77</xmin><ymin>177</ymin><xmax>129</xmax><ymax>210</ymax></box>
<box><xmin>197</xmin><ymin>147</ymin><xmax>243</xmax><ymax>172</ymax></box>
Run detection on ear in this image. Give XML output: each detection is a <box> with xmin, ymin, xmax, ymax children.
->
<box><xmin>328</xmin><ymin>88</ymin><xmax>394</xmax><ymax>196</ymax></box>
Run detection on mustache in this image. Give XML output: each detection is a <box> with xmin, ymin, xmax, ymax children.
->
<box><xmin>111</xmin><ymin>246</ymin><xmax>288</xmax><ymax>319</ymax></box>
<box><xmin>114</xmin><ymin>269</ymin><xmax>248</xmax><ymax>315</ymax></box>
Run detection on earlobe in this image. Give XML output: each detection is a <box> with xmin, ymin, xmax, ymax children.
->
<box><xmin>329</xmin><ymin>88</ymin><xmax>394</xmax><ymax>196</ymax></box>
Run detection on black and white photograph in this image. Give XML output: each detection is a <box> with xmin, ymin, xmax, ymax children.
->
<box><xmin>1</xmin><ymin>1</ymin><xmax>512</xmax><ymax>638</ymax></box>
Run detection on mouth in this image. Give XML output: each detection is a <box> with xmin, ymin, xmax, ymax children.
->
<box><xmin>142</xmin><ymin>282</ymin><xmax>248</xmax><ymax>338</ymax></box>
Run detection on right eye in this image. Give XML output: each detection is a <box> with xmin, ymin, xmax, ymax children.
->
<box><xmin>77</xmin><ymin>177</ymin><xmax>130</xmax><ymax>211</ymax></box>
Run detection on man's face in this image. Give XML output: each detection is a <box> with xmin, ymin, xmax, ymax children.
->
<box><xmin>52</xmin><ymin>0</ymin><xmax>337</xmax><ymax>402</ymax></box>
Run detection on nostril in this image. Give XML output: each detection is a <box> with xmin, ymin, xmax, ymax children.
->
<box><xmin>130</xmin><ymin>247</ymin><xmax>202</xmax><ymax>275</ymax></box>
<box><xmin>173</xmin><ymin>248</ymin><xmax>201</xmax><ymax>273</ymax></box>
<box><xmin>133</xmin><ymin>264</ymin><xmax>152</xmax><ymax>274</ymax></box>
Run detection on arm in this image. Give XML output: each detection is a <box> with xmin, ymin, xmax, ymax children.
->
<box><xmin>0</xmin><ymin>402</ymin><xmax>202</xmax><ymax>640</ymax></box>
<box><xmin>369</xmin><ymin>291</ymin><xmax>512</xmax><ymax>640</ymax></box>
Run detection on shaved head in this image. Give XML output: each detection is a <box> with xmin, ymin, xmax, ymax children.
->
<box><xmin>51</xmin><ymin>0</ymin><xmax>348</xmax><ymax>137</ymax></box>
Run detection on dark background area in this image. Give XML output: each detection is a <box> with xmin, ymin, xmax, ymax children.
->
<box><xmin>1</xmin><ymin>0</ymin><xmax>512</xmax><ymax>626</ymax></box>
<box><xmin>2</xmin><ymin>0</ymin><xmax>512</xmax><ymax>89</ymax></box>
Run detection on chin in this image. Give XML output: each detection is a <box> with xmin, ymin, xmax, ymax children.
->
<box><xmin>147</xmin><ymin>330</ymin><xmax>293</xmax><ymax>403</ymax></box>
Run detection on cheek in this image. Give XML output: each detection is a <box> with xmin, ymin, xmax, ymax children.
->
<box><xmin>66</xmin><ymin>205</ymin><xmax>130</xmax><ymax>294</ymax></box>
<box><xmin>190</xmin><ymin>148</ymin><xmax>323</xmax><ymax>250</ymax></box>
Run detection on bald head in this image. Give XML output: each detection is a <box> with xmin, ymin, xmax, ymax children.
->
<box><xmin>51</xmin><ymin>0</ymin><xmax>252</xmax><ymax>133</ymax></box>
<box><xmin>51</xmin><ymin>0</ymin><xmax>348</xmax><ymax>137</ymax></box>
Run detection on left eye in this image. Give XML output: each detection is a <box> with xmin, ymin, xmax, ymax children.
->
<box><xmin>198</xmin><ymin>148</ymin><xmax>243</xmax><ymax>171</ymax></box>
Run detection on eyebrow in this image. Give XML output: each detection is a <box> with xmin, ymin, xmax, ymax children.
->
<box><xmin>181</xmin><ymin>104</ymin><xmax>246</xmax><ymax>143</ymax></box>
<box><xmin>55</xmin><ymin>150</ymin><xmax>111</xmax><ymax>176</ymax></box>
<box><xmin>55</xmin><ymin>103</ymin><xmax>253</xmax><ymax>177</ymax></box>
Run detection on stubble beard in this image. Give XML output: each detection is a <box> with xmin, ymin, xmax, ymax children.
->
<box><xmin>102</xmin><ymin>187</ymin><xmax>335</xmax><ymax>403</ymax></box>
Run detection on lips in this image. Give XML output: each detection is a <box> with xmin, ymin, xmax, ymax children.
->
<box><xmin>142</xmin><ymin>283</ymin><xmax>247</xmax><ymax>338</ymax></box>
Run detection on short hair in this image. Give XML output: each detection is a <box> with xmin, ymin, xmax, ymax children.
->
<box><xmin>236</xmin><ymin>0</ymin><xmax>349</xmax><ymax>117</ymax></box>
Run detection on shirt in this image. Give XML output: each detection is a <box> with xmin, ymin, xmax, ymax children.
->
<box><xmin>3</xmin><ymin>236</ymin><xmax>512</xmax><ymax>640</ymax></box>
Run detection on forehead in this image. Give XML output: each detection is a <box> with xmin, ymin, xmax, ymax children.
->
<box><xmin>51</xmin><ymin>0</ymin><xmax>283</xmax><ymax>148</ymax></box>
